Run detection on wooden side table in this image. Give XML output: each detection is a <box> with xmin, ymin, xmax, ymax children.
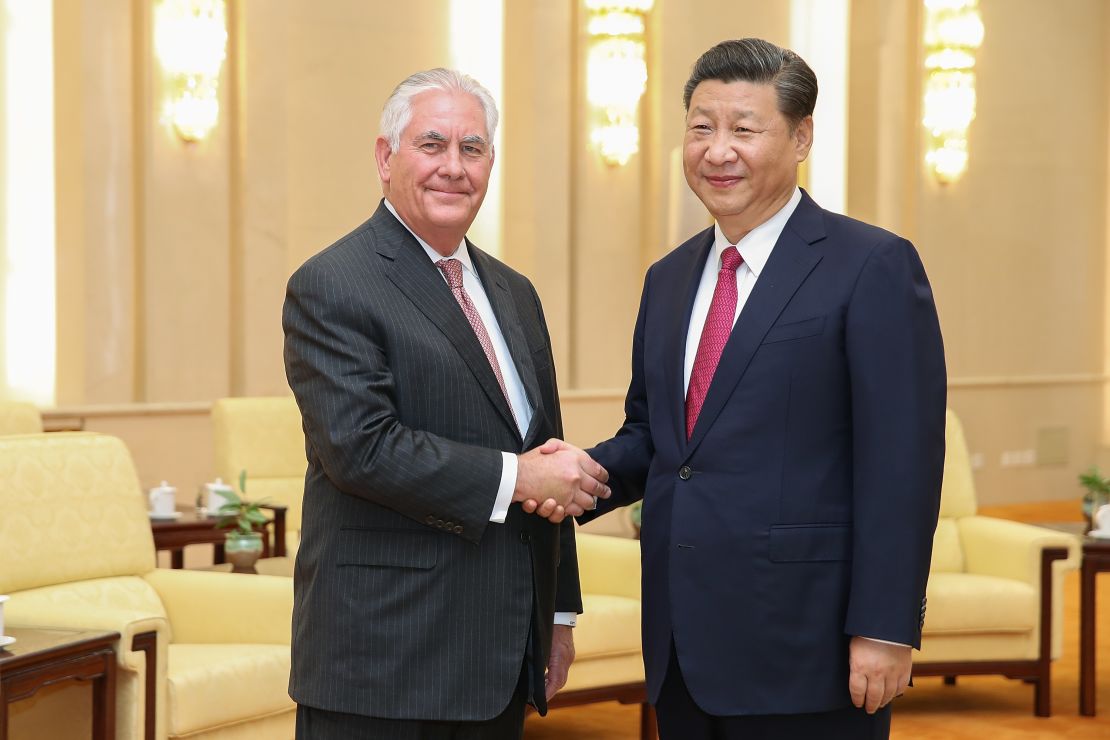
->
<box><xmin>151</xmin><ymin>504</ymin><xmax>287</xmax><ymax>568</ymax></box>
<box><xmin>1080</xmin><ymin>536</ymin><xmax>1110</xmax><ymax>716</ymax></box>
<box><xmin>0</xmin><ymin>627</ymin><xmax>119</xmax><ymax>740</ymax></box>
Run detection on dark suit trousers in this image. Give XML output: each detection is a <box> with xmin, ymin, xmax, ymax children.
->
<box><xmin>656</xmin><ymin>643</ymin><xmax>892</xmax><ymax>740</ymax></box>
<box><xmin>295</xmin><ymin>663</ymin><xmax>529</xmax><ymax>740</ymax></box>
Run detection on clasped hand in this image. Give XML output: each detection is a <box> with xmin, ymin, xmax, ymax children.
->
<box><xmin>514</xmin><ymin>439</ymin><xmax>610</xmax><ymax>523</ymax></box>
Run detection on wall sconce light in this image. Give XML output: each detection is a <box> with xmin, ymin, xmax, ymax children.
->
<box><xmin>154</xmin><ymin>0</ymin><xmax>227</xmax><ymax>143</ymax></box>
<box><xmin>585</xmin><ymin>0</ymin><xmax>653</xmax><ymax>166</ymax></box>
<box><xmin>922</xmin><ymin>0</ymin><xmax>984</xmax><ymax>183</ymax></box>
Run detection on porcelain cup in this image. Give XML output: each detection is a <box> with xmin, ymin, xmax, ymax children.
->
<box><xmin>1095</xmin><ymin>503</ymin><xmax>1110</xmax><ymax>533</ymax></box>
<box><xmin>149</xmin><ymin>481</ymin><xmax>176</xmax><ymax>516</ymax></box>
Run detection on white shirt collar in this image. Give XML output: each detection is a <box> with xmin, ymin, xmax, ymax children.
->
<box><xmin>383</xmin><ymin>198</ymin><xmax>474</xmax><ymax>273</ymax></box>
<box><xmin>711</xmin><ymin>187</ymin><xmax>802</xmax><ymax>277</ymax></box>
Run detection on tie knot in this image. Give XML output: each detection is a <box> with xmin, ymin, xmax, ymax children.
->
<box><xmin>437</xmin><ymin>258</ymin><xmax>464</xmax><ymax>289</ymax></box>
<box><xmin>720</xmin><ymin>246</ymin><xmax>743</xmax><ymax>273</ymax></box>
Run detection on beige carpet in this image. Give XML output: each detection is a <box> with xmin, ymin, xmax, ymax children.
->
<box><xmin>526</xmin><ymin>500</ymin><xmax>1110</xmax><ymax>738</ymax></box>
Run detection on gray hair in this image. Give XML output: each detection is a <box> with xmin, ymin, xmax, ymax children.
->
<box><xmin>682</xmin><ymin>38</ymin><xmax>818</xmax><ymax>130</ymax></box>
<box><xmin>379</xmin><ymin>68</ymin><xmax>499</xmax><ymax>152</ymax></box>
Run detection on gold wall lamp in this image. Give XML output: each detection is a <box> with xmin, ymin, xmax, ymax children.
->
<box><xmin>154</xmin><ymin>0</ymin><xmax>227</xmax><ymax>143</ymax></box>
<box><xmin>923</xmin><ymin>0</ymin><xmax>984</xmax><ymax>183</ymax></box>
<box><xmin>585</xmin><ymin>0</ymin><xmax>653</xmax><ymax>166</ymax></box>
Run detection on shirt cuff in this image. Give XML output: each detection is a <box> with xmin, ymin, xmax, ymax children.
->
<box><xmin>553</xmin><ymin>611</ymin><xmax>577</xmax><ymax>627</ymax></box>
<box><xmin>859</xmin><ymin>636</ymin><xmax>910</xmax><ymax>648</ymax></box>
<box><xmin>489</xmin><ymin>452</ymin><xmax>517</xmax><ymax>523</ymax></box>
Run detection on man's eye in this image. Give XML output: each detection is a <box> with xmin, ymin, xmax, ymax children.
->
<box><xmin>691</xmin><ymin>124</ymin><xmax>711</xmax><ymax>132</ymax></box>
<box><xmin>735</xmin><ymin>127</ymin><xmax>752</xmax><ymax>134</ymax></box>
<box><xmin>463</xmin><ymin>145</ymin><xmax>482</xmax><ymax>155</ymax></box>
<box><xmin>421</xmin><ymin>142</ymin><xmax>442</xmax><ymax>152</ymax></box>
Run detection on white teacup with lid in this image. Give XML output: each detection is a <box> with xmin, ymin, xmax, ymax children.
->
<box><xmin>0</xmin><ymin>594</ymin><xmax>10</xmax><ymax>642</ymax></box>
<box><xmin>1094</xmin><ymin>503</ymin><xmax>1110</xmax><ymax>536</ymax></box>
<box><xmin>206</xmin><ymin>478</ymin><xmax>234</xmax><ymax>514</ymax></box>
<box><xmin>149</xmin><ymin>481</ymin><xmax>177</xmax><ymax>516</ymax></box>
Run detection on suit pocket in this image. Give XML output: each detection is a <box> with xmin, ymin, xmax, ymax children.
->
<box><xmin>337</xmin><ymin>527</ymin><xmax>438</xmax><ymax>569</ymax></box>
<box><xmin>762</xmin><ymin>316</ymin><xmax>825</xmax><ymax>344</ymax></box>
<box><xmin>768</xmin><ymin>523</ymin><xmax>852</xmax><ymax>562</ymax></box>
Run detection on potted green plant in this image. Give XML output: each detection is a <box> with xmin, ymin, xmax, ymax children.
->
<box><xmin>215</xmin><ymin>470</ymin><xmax>269</xmax><ymax>573</ymax></box>
<box><xmin>1078</xmin><ymin>466</ymin><xmax>1110</xmax><ymax>530</ymax></box>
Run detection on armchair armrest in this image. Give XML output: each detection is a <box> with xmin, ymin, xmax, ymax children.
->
<box><xmin>958</xmin><ymin>515</ymin><xmax>1080</xmax><ymax>583</ymax></box>
<box><xmin>575</xmin><ymin>532</ymin><xmax>641</xmax><ymax>601</ymax></box>
<box><xmin>143</xmin><ymin>568</ymin><xmax>292</xmax><ymax>644</ymax></box>
<box><xmin>4</xmin><ymin>580</ymin><xmax>167</xmax><ymax>672</ymax></box>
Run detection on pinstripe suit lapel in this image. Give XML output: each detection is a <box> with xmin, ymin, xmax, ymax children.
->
<box><xmin>470</xmin><ymin>244</ymin><xmax>545</xmax><ymax>448</ymax></box>
<box><xmin>372</xmin><ymin>206</ymin><xmax>520</xmax><ymax>438</ymax></box>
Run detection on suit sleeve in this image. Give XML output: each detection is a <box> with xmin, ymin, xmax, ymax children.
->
<box><xmin>579</xmin><ymin>268</ymin><xmax>656</xmax><ymax>524</ymax></box>
<box><xmin>843</xmin><ymin>237</ymin><xmax>947</xmax><ymax>648</ymax></box>
<box><xmin>283</xmin><ymin>258</ymin><xmax>503</xmax><ymax>544</ymax></box>
<box><xmin>529</xmin><ymin>283</ymin><xmax>584</xmax><ymax>614</ymax></box>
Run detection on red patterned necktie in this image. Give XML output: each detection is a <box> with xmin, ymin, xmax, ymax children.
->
<box><xmin>436</xmin><ymin>258</ymin><xmax>515</xmax><ymax>420</ymax></box>
<box><xmin>685</xmin><ymin>246</ymin><xmax>743</xmax><ymax>439</ymax></box>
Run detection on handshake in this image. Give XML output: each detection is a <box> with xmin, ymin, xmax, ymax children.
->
<box><xmin>513</xmin><ymin>439</ymin><xmax>611</xmax><ymax>523</ymax></box>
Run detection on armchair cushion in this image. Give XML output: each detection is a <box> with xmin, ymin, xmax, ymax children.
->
<box><xmin>167</xmin><ymin>644</ymin><xmax>294</xmax><ymax>736</ymax></box>
<box><xmin>561</xmin><ymin>532</ymin><xmax>644</xmax><ymax>695</ymax></box>
<box><xmin>923</xmin><ymin>572</ymin><xmax>1036</xmax><ymax>635</ymax></box>
<box><xmin>144</xmin><ymin>568</ymin><xmax>293</xmax><ymax>645</ymax></box>
<box><xmin>212</xmin><ymin>397</ymin><xmax>306</xmax><ymax>534</ymax></box>
<box><xmin>0</xmin><ymin>433</ymin><xmax>156</xmax><ymax>594</ymax></box>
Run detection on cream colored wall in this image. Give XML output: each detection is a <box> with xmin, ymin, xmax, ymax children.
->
<box><xmin>849</xmin><ymin>0</ymin><xmax>1110</xmax><ymax>505</ymax></box>
<box><xmin>47</xmin><ymin>1</ymin><xmax>1110</xmax><ymax>507</ymax></box>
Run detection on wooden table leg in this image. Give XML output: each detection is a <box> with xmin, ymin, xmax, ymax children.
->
<box><xmin>171</xmin><ymin>548</ymin><xmax>184</xmax><ymax>569</ymax></box>
<box><xmin>0</xmin><ymin>688</ymin><xmax>10</xmax><ymax>740</ymax></box>
<box><xmin>1080</xmin><ymin>556</ymin><xmax>1097</xmax><ymax>716</ymax></box>
<box><xmin>91</xmin><ymin>649</ymin><xmax>116</xmax><ymax>740</ymax></box>
<box><xmin>214</xmin><ymin>541</ymin><xmax>226</xmax><ymax>564</ymax></box>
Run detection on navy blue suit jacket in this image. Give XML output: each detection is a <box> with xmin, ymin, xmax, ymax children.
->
<box><xmin>583</xmin><ymin>190</ymin><xmax>946</xmax><ymax>716</ymax></box>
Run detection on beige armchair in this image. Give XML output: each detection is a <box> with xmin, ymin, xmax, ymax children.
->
<box><xmin>0</xmin><ymin>400</ymin><xmax>42</xmax><ymax>434</ymax></box>
<box><xmin>0</xmin><ymin>433</ymin><xmax>295</xmax><ymax>740</ymax></box>
<box><xmin>549</xmin><ymin>532</ymin><xmax>654</xmax><ymax>739</ymax></box>
<box><xmin>211</xmin><ymin>397</ymin><xmax>306</xmax><ymax>574</ymax></box>
<box><xmin>913</xmin><ymin>410</ymin><xmax>1080</xmax><ymax>716</ymax></box>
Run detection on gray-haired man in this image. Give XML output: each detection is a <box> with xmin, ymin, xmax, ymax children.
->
<box><xmin>283</xmin><ymin>68</ymin><xmax>610</xmax><ymax>739</ymax></box>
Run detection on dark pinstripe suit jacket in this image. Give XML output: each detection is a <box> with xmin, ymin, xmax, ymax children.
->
<box><xmin>282</xmin><ymin>201</ymin><xmax>582</xmax><ymax>722</ymax></box>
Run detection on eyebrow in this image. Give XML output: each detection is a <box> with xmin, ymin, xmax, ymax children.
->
<box><xmin>415</xmin><ymin>130</ymin><xmax>448</xmax><ymax>142</ymax></box>
<box><xmin>461</xmin><ymin>134</ymin><xmax>489</xmax><ymax>147</ymax></box>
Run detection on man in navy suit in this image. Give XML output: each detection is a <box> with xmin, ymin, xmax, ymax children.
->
<box><xmin>570</xmin><ymin>38</ymin><xmax>946</xmax><ymax>738</ymax></box>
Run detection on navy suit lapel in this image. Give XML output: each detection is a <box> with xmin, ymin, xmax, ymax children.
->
<box><xmin>685</xmin><ymin>193</ymin><xmax>826</xmax><ymax>455</ymax></box>
<box><xmin>662</xmin><ymin>228</ymin><xmax>715</xmax><ymax>451</ymax></box>
<box><xmin>372</xmin><ymin>205</ymin><xmax>520</xmax><ymax>440</ymax></box>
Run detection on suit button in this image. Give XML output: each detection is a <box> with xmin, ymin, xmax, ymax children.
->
<box><xmin>426</xmin><ymin>515</ymin><xmax>436</xmax><ymax>525</ymax></box>
<box><xmin>454</xmin><ymin>525</ymin><xmax>463</xmax><ymax>534</ymax></box>
<box><xmin>678</xmin><ymin>466</ymin><xmax>692</xmax><ymax>480</ymax></box>
<box><xmin>444</xmin><ymin>521</ymin><xmax>454</xmax><ymax>529</ymax></box>
<box><xmin>435</xmin><ymin>518</ymin><xmax>445</xmax><ymax>528</ymax></box>
<box><xmin>519</xmin><ymin>531</ymin><xmax>530</xmax><ymax>543</ymax></box>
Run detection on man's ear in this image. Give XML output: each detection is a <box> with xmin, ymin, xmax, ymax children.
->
<box><xmin>793</xmin><ymin>116</ymin><xmax>814</xmax><ymax>163</ymax></box>
<box><xmin>374</xmin><ymin>136</ymin><xmax>393</xmax><ymax>185</ymax></box>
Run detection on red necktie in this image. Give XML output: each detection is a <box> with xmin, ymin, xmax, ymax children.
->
<box><xmin>436</xmin><ymin>259</ymin><xmax>515</xmax><ymax>420</ymax></box>
<box><xmin>686</xmin><ymin>246</ymin><xmax>743</xmax><ymax>439</ymax></box>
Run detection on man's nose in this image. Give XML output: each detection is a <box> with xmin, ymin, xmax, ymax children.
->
<box><xmin>439</xmin><ymin>146</ymin><xmax>465</xmax><ymax>178</ymax></box>
<box><xmin>704</xmin><ymin>134</ymin><xmax>738</xmax><ymax>166</ymax></box>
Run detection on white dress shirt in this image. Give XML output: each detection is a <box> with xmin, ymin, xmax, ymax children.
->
<box><xmin>683</xmin><ymin>188</ymin><xmax>801</xmax><ymax>395</ymax></box>
<box><xmin>384</xmin><ymin>200</ymin><xmax>576</xmax><ymax>626</ymax></box>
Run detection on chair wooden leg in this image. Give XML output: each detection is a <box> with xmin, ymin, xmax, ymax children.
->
<box><xmin>943</xmin><ymin>676</ymin><xmax>956</xmax><ymax>686</ymax></box>
<box><xmin>640</xmin><ymin>702</ymin><xmax>658</xmax><ymax>740</ymax></box>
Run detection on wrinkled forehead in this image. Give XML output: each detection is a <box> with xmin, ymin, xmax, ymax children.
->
<box><xmin>406</xmin><ymin>90</ymin><xmax>489</xmax><ymax>141</ymax></box>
